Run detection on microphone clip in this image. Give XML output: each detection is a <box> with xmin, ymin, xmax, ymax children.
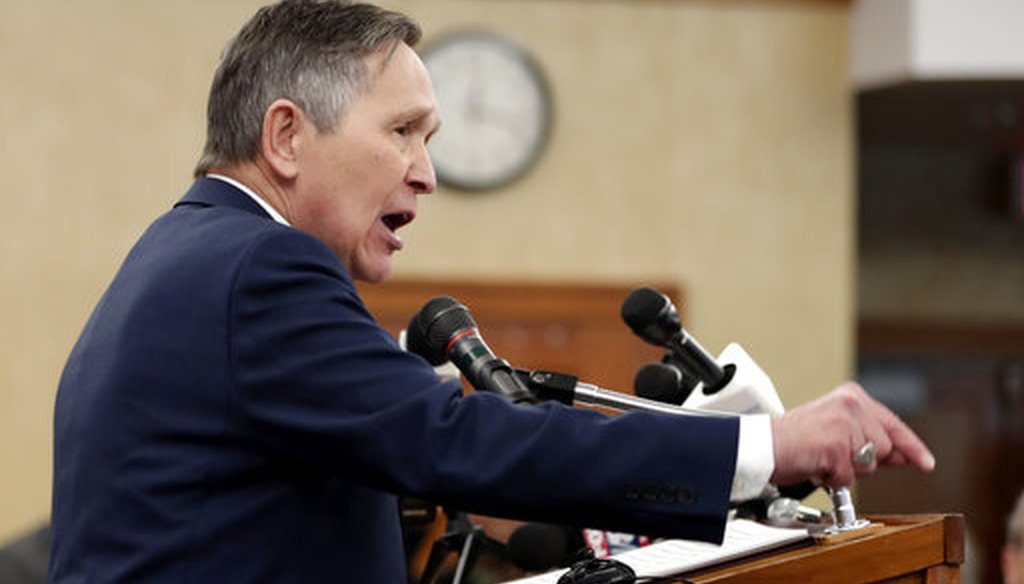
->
<box><xmin>732</xmin><ymin>495</ymin><xmax>824</xmax><ymax>528</ymax></box>
<box><xmin>513</xmin><ymin>369</ymin><xmax>579</xmax><ymax>406</ymax></box>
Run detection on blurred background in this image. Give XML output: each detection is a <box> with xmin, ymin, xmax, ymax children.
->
<box><xmin>0</xmin><ymin>0</ymin><xmax>1021</xmax><ymax>582</ymax></box>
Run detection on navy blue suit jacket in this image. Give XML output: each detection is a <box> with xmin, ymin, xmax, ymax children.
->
<box><xmin>49</xmin><ymin>178</ymin><xmax>739</xmax><ymax>583</ymax></box>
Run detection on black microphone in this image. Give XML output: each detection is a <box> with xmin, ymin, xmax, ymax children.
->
<box><xmin>406</xmin><ymin>295</ymin><xmax>534</xmax><ymax>404</ymax></box>
<box><xmin>621</xmin><ymin>287</ymin><xmax>731</xmax><ymax>393</ymax></box>
<box><xmin>633</xmin><ymin>360</ymin><xmax>698</xmax><ymax>406</ymax></box>
<box><xmin>507</xmin><ymin>523</ymin><xmax>585</xmax><ymax>572</ymax></box>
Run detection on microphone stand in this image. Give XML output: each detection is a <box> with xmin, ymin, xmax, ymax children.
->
<box><xmin>418</xmin><ymin>507</ymin><xmax>502</xmax><ymax>584</ymax></box>
<box><xmin>513</xmin><ymin>369</ymin><xmax>729</xmax><ymax>418</ymax></box>
<box><xmin>514</xmin><ymin>368</ymin><xmax>869</xmax><ymax>534</ymax></box>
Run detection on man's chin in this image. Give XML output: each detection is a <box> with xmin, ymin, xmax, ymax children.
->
<box><xmin>351</xmin><ymin>258</ymin><xmax>392</xmax><ymax>284</ymax></box>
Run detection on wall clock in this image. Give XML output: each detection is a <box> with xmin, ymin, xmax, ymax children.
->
<box><xmin>420</xmin><ymin>31</ymin><xmax>553</xmax><ymax>192</ymax></box>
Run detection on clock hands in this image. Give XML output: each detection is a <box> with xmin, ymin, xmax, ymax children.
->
<box><xmin>420</xmin><ymin>31</ymin><xmax>551</xmax><ymax>190</ymax></box>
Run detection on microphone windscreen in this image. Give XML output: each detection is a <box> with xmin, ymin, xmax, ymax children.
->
<box><xmin>406</xmin><ymin>295</ymin><xmax>477</xmax><ymax>365</ymax></box>
<box><xmin>620</xmin><ymin>287</ymin><xmax>680</xmax><ymax>346</ymax></box>
<box><xmin>507</xmin><ymin>523</ymin><xmax>581</xmax><ymax>572</ymax></box>
<box><xmin>634</xmin><ymin>363</ymin><xmax>689</xmax><ymax>405</ymax></box>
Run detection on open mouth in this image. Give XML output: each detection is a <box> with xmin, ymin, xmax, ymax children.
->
<box><xmin>382</xmin><ymin>212</ymin><xmax>414</xmax><ymax>233</ymax></box>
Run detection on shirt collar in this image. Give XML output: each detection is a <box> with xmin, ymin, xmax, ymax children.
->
<box><xmin>206</xmin><ymin>174</ymin><xmax>291</xmax><ymax>226</ymax></box>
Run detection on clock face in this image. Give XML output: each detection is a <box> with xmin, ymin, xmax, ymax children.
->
<box><xmin>420</xmin><ymin>31</ymin><xmax>553</xmax><ymax>191</ymax></box>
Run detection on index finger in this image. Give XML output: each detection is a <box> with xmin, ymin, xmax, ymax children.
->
<box><xmin>870</xmin><ymin>398</ymin><xmax>935</xmax><ymax>472</ymax></box>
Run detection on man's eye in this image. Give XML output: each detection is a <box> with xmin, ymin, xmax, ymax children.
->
<box><xmin>394</xmin><ymin>125</ymin><xmax>409</xmax><ymax>136</ymax></box>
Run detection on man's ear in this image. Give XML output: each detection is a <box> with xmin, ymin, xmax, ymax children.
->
<box><xmin>260</xmin><ymin>99</ymin><xmax>306</xmax><ymax>180</ymax></box>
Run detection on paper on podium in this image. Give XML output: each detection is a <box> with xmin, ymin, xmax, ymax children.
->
<box><xmin>503</xmin><ymin>518</ymin><xmax>809</xmax><ymax>583</ymax></box>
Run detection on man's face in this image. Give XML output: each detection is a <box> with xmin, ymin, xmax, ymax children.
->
<box><xmin>290</xmin><ymin>42</ymin><xmax>439</xmax><ymax>283</ymax></box>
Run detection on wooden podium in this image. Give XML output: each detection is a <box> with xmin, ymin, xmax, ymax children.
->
<box><xmin>673</xmin><ymin>514</ymin><xmax>964</xmax><ymax>584</ymax></box>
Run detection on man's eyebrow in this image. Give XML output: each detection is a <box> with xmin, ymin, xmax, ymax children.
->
<box><xmin>401</xmin><ymin>104</ymin><xmax>436</xmax><ymax>121</ymax></box>
<box><xmin>400</xmin><ymin>105</ymin><xmax>440</xmax><ymax>132</ymax></box>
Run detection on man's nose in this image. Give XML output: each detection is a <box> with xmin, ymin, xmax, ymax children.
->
<box><xmin>408</xmin><ymin>145</ymin><xmax>436</xmax><ymax>195</ymax></box>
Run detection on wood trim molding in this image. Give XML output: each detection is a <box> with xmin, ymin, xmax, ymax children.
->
<box><xmin>357</xmin><ymin>278</ymin><xmax>681</xmax><ymax>324</ymax></box>
<box><xmin>554</xmin><ymin>0</ymin><xmax>849</xmax><ymax>5</ymax></box>
<box><xmin>858</xmin><ymin>318</ymin><xmax>1024</xmax><ymax>357</ymax></box>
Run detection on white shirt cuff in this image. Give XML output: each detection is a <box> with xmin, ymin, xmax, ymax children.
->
<box><xmin>729</xmin><ymin>414</ymin><xmax>775</xmax><ymax>502</ymax></box>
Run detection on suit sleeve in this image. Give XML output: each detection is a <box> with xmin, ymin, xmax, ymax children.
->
<box><xmin>227</xmin><ymin>230</ymin><xmax>739</xmax><ymax>542</ymax></box>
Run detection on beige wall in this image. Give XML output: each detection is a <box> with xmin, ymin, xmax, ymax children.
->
<box><xmin>0</xmin><ymin>0</ymin><xmax>852</xmax><ymax>542</ymax></box>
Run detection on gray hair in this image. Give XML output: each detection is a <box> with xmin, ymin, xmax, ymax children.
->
<box><xmin>194</xmin><ymin>0</ymin><xmax>421</xmax><ymax>177</ymax></box>
<box><xmin>1009</xmin><ymin>490</ymin><xmax>1024</xmax><ymax>548</ymax></box>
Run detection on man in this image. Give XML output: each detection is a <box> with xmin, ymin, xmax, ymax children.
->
<box><xmin>48</xmin><ymin>1</ymin><xmax>934</xmax><ymax>583</ymax></box>
<box><xmin>1005</xmin><ymin>490</ymin><xmax>1024</xmax><ymax>584</ymax></box>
